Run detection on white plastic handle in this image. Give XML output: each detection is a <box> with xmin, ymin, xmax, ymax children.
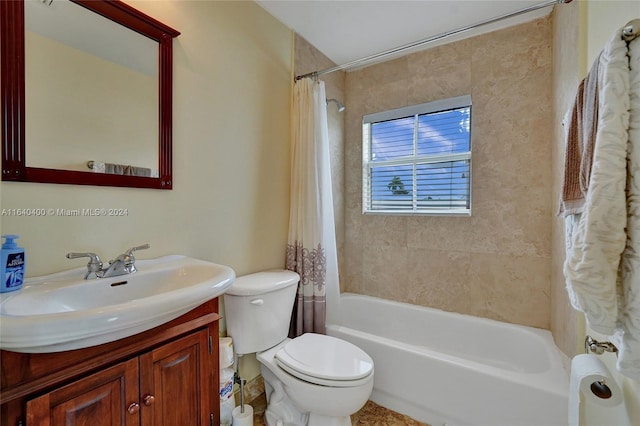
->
<box><xmin>250</xmin><ymin>299</ymin><xmax>264</xmax><ymax>306</ymax></box>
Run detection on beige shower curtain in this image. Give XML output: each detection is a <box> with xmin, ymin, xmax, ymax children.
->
<box><xmin>286</xmin><ymin>77</ymin><xmax>338</xmax><ymax>336</ymax></box>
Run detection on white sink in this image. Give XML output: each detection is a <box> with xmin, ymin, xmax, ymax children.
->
<box><xmin>0</xmin><ymin>255</ymin><xmax>235</xmax><ymax>353</ymax></box>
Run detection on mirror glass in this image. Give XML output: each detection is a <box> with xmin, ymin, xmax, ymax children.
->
<box><xmin>1</xmin><ymin>0</ymin><xmax>179</xmax><ymax>189</ymax></box>
<box><xmin>25</xmin><ymin>0</ymin><xmax>158</xmax><ymax>176</ymax></box>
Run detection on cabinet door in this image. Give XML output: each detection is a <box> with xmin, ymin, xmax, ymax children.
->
<box><xmin>26</xmin><ymin>358</ymin><xmax>140</xmax><ymax>426</ymax></box>
<box><xmin>139</xmin><ymin>330</ymin><xmax>213</xmax><ymax>426</ymax></box>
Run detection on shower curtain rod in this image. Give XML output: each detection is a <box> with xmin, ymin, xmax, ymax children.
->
<box><xmin>295</xmin><ymin>0</ymin><xmax>572</xmax><ymax>81</ymax></box>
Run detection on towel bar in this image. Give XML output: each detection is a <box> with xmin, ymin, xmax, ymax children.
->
<box><xmin>584</xmin><ymin>335</ymin><xmax>618</xmax><ymax>356</ymax></box>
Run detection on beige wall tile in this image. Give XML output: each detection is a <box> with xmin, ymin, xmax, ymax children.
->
<box><xmin>343</xmin><ymin>17</ymin><xmax>553</xmax><ymax>329</ymax></box>
<box><xmin>550</xmin><ymin>0</ymin><xmax>582</xmax><ymax>357</ymax></box>
<box><xmin>405</xmin><ymin>249</ymin><xmax>473</xmax><ymax>309</ymax></box>
<box><xmin>362</xmin><ymin>244</ymin><xmax>410</xmax><ymax>302</ymax></box>
<box><xmin>467</xmin><ymin>253</ymin><xmax>550</xmax><ymax>328</ymax></box>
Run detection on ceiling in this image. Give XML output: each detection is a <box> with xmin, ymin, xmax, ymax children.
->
<box><xmin>256</xmin><ymin>0</ymin><xmax>557</xmax><ymax>70</ymax></box>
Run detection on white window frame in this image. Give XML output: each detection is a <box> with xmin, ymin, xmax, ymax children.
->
<box><xmin>362</xmin><ymin>95</ymin><xmax>472</xmax><ymax>216</ymax></box>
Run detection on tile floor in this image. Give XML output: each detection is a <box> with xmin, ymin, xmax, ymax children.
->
<box><xmin>351</xmin><ymin>401</ymin><xmax>429</xmax><ymax>425</ymax></box>
<box><xmin>251</xmin><ymin>394</ymin><xmax>428</xmax><ymax>426</ymax></box>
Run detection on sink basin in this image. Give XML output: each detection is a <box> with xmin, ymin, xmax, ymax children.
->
<box><xmin>0</xmin><ymin>255</ymin><xmax>235</xmax><ymax>353</ymax></box>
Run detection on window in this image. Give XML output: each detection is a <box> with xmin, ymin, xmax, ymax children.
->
<box><xmin>362</xmin><ymin>95</ymin><xmax>472</xmax><ymax>215</ymax></box>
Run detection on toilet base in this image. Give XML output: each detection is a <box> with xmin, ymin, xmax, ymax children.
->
<box><xmin>264</xmin><ymin>377</ymin><xmax>308</xmax><ymax>426</ymax></box>
<box><xmin>258</xmin><ymin>339</ymin><xmax>372</xmax><ymax>426</ymax></box>
<box><xmin>264</xmin><ymin>407</ymin><xmax>351</xmax><ymax>426</ymax></box>
<box><xmin>263</xmin><ymin>372</ymin><xmax>354</xmax><ymax>426</ymax></box>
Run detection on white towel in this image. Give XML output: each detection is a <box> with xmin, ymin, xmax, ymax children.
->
<box><xmin>89</xmin><ymin>161</ymin><xmax>154</xmax><ymax>177</ymax></box>
<box><xmin>91</xmin><ymin>161</ymin><xmax>106</xmax><ymax>173</ymax></box>
<box><xmin>564</xmin><ymin>29</ymin><xmax>629</xmax><ymax>335</ymax></box>
<box><xmin>617</xmin><ymin>36</ymin><xmax>640</xmax><ymax>380</ymax></box>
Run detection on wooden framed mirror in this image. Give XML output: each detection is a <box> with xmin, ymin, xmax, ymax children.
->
<box><xmin>0</xmin><ymin>0</ymin><xmax>179</xmax><ymax>189</ymax></box>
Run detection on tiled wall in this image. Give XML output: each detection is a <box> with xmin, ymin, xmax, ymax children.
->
<box><xmin>343</xmin><ymin>17</ymin><xmax>554</xmax><ymax>329</ymax></box>
<box><xmin>550</xmin><ymin>1</ymin><xmax>582</xmax><ymax>356</ymax></box>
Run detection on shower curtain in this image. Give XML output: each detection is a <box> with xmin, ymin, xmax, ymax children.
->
<box><xmin>286</xmin><ymin>77</ymin><xmax>339</xmax><ymax>336</ymax></box>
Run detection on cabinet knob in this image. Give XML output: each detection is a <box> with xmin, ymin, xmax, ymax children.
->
<box><xmin>127</xmin><ymin>402</ymin><xmax>140</xmax><ymax>414</ymax></box>
<box><xmin>143</xmin><ymin>394</ymin><xmax>156</xmax><ymax>406</ymax></box>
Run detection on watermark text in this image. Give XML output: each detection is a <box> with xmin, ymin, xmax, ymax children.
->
<box><xmin>1</xmin><ymin>208</ymin><xmax>129</xmax><ymax>217</ymax></box>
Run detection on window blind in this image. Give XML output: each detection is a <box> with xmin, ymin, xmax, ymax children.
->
<box><xmin>363</xmin><ymin>95</ymin><xmax>472</xmax><ymax>215</ymax></box>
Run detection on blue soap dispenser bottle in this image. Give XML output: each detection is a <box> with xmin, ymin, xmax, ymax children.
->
<box><xmin>1</xmin><ymin>234</ymin><xmax>25</xmax><ymax>292</ymax></box>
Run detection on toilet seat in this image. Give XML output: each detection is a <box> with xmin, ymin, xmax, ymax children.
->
<box><xmin>275</xmin><ymin>333</ymin><xmax>374</xmax><ymax>388</ymax></box>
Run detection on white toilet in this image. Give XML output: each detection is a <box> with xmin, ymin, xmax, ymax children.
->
<box><xmin>223</xmin><ymin>270</ymin><xmax>374</xmax><ymax>426</ymax></box>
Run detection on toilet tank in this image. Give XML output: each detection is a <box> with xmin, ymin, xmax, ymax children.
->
<box><xmin>223</xmin><ymin>270</ymin><xmax>299</xmax><ymax>355</ymax></box>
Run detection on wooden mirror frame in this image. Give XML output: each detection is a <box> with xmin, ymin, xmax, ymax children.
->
<box><xmin>0</xmin><ymin>0</ymin><xmax>179</xmax><ymax>189</ymax></box>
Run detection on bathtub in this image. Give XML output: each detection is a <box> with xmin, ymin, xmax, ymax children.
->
<box><xmin>326</xmin><ymin>293</ymin><xmax>569</xmax><ymax>426</ymax></box>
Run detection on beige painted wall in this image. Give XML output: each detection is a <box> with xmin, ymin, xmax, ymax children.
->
<box><xmin>1</xmin><ymin>0</ymin><xmax>292</xmax><ymax>302</ymax></box>
<box><xmin>343</xmin><ymin>17</ymin><xmax>553</xmax><ymax>329</ymax></box>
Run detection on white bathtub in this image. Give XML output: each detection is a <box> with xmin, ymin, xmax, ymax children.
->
<box><xmin>326</xmin><ymin>293</ymin><xmax>569</xmax><ymax>426</ymax></box>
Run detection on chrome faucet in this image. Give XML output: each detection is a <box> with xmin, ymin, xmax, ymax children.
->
<box><xmin>102</xmin><ymin>244</ymin><xmax>150</xmax><ymax>278</ymax></box>
<box><xmin>66</xmin><ymin>244</ymin><xmax>150</xmax><ymax>279</ymax></box>
<box><xmin>65</xmin><ymin>252</ymin><xmax>104</xmax><ymax>279</ymax></box>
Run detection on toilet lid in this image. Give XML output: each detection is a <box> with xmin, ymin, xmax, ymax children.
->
<box><xmin>275</xmin><ymin>333</ymin><xmax>373</xmax><ymax>386</ymax></box>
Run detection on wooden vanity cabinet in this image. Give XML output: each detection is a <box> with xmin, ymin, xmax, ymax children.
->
<box><xmin>139</xmin><ymin>330</ymin><xmax>212</xmax><ymax>426</ymax></box>
<box><xmin>0</xmin><ymin>299</ymin><xmax>221</xmax><ymax>426</ymax></box>
<box><xmin>26</xmin><ymin>358</ymin><xmax>140</xmax><ymax>426</ymax></box>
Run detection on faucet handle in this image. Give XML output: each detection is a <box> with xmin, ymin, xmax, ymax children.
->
<box><xmin>125</xmin><ymin>244</ymin><xmax>150</xmax><ymax>256</ymax></box>
<box><xmin>66</xmin><ymin>252</ymin><xmax>103</xmax><ymax>278</ymax></box>
<box><xmin>117</xmin><ymin>244</ymin><xmax>149</xmax><ymax>274</ymax></box>
<box><xmin>66</xmin><ymin>252</ymin><xmax>102</xmax><ymax>265</ymax></box>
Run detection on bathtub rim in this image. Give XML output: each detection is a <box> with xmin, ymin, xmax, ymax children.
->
<box><xmin>329</xmin><ymin>292</ymin><xmax>570</xmax><ymax>379</ymax></box>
